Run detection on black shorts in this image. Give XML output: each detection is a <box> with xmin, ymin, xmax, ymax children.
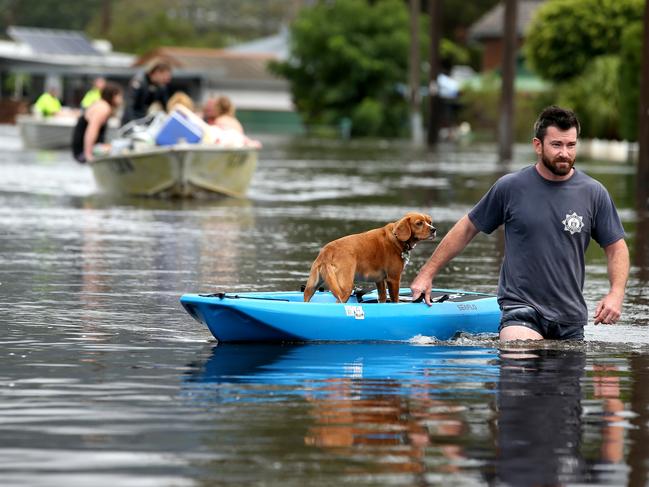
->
<box><xmin>499</xmin><ymin>304</ymin><xmax>584</xmax><ymax>340</ymax></box>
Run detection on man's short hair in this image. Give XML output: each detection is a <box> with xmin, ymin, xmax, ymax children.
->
<box><xmin>533</xmin><ymin>106</ymin><xmax>581</xmax><ymax>141</ymax></box>
<box><xmin>148</xmin><ymin>62</ymin><xmax>172</xmax><ymax>74</ymax></box>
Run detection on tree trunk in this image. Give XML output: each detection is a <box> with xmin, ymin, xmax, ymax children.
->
<box><xmin>498</xmin><ymin>0</ymin><xmax>518</xmax><ymax>163</ymax></box>
<box><xmin>100</xmin><ymin>0</ymin><xmax>112</xmax><ymax>36</ymax></box>
<box><xmin>637</xmin><ymin>0</ymin><xmax>649</xmax><ymax>210</ymax></box>
<box><xmin>409</xmin><ymin>0</ymin><xmax>423</xmax><ymax>145</ymax></box>
<box><xmin>427</xmin><ymin>0</ymin><xmax>443</xmax><ymax>146</ymax></box>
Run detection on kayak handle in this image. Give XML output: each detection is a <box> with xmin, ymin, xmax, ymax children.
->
<box><xmin>198</xmin><ymin>293</ymin><xmax>290</xmax><ymax>302</ymax></box>
<box><xmin>407</xmin><ymin>293</ymin><xmax>449</xmax><ymax>304</ymax></box>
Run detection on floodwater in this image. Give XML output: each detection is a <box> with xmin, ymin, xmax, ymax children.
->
<box><xmin>1</xmin><ymin>125</ymin><xmax>649</xmax><ymax>486</ymax></box>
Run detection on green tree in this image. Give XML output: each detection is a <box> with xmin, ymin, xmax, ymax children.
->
<box><xmin>86</xmin><ymin>0</ymin><xmax>301</xmax><ymax>52</ymax></box>
<box><xmin>86</xmin><ymin>0</ymin><xmax>214</xmax><ymax>54</ymax></box>
<box><xmin>557</xmin><ymin>56</ymin><xmax>621</xmax><ymax>139</ymax></box>
<box><xmin>0</xmin><ymin>0</ymin><xmax>102</xmax><ymax>33</ymax></box>
<box><xmin>619</xmin><ymin>21</ymin><xmax>643</xmax><ymax>141</ymax></box>
<box><xmin>441</xmin><ymin>0</ymin><xmax>499</xmax><ymax>39</ymax></box>
<box><xmin>270</xmin><ymin>0</ymin><xmax>413</xmax><ymax>137</ymax></box>
<box><xmin>524</xmin><ymin>0</ymin><xmax>644</xmax><ymax>82</ymax></box>
<box><xmin>442</xmin><ymin>0</ymin><xmax>499</xmax><ymax>69</ymax></box>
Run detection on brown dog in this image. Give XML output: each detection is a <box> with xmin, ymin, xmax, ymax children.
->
<box><xmin>303</xmin><ymin>212</ymin><xmax>436</xmax><ymax>303</ymax></box>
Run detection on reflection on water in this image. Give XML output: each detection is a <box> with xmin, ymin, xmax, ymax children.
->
<box><xmin>181</xmin><ymin>342</ymin><xmax>645</xmax><ymax>485</ymax></box>
<box><xmin>496</xmin><ymin>349</ymin><xmax>588</xmax><ymax>485</ymax></box>
<box><xmin>1</xmin><ymin>128</ymin><xmax>649</xmax><ymax>485</ymax></box>
<box><xmin>185</xmin><ymin>344</ymin><xmax>499</xmax><ymax>482</ymax></box>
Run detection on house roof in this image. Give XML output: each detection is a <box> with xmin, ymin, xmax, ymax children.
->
<box><xmin>8</xmin><ymin>26</ymin><xmax>101</xmax><ymax>56</ymax></box>
<box><xmin>224</xmin><ymin>29</ymin><xmax>289</xmax><ymax>60</ymax></box>
<box><xmin>0</xmin><ymin>26</ymin><xmax>135</xmax><ymax>74</ymax></box>
<box><xmin>134</xmin><ymin>46</ymin><xmax>281</xmax><ymax>82</ymax></box>
<box><xmin>469</xmin><ymin>1</ymin><xmax>545</xmax><ymax>40</ymax></box>
<box><xmin>133</xmin><ymin>34</ymin><xmax>293</xmax><ymax>110</ymax></box>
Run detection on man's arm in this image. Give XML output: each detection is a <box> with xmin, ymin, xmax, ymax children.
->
<box><xmin>594</xmin><ymin>238</ymin><xmax>630</xmax><ymax>325</ymax></box>
<box><xmin>410</xmin><ymin>215</ymin><xmax>480</xmax><ymax>305</ymax></box>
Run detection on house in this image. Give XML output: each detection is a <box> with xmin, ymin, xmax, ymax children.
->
<box><xmin>468</xmin><ymin>0</ymin><xmax>545</xmax><ymax>72</ymax></box>
<box><xmin>0</xmin><ymin>26</ymin><xmax>135</xmax><ymax>122</ymax></box>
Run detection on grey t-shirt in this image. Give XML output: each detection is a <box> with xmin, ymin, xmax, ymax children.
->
<box><xmin>468</xmin><ymin>165</ymin><xmax>625</xmax><ymax>325</ymax></box>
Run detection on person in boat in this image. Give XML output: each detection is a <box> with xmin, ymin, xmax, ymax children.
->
<box><xmin>410</xmin><ymin>105</ymin><xmax>629</xmax><ymax>341</ymax></box>
<box><xmin>120</xmin><ymin>62</ymin><xmax>172</xmax><ymax>125</ymax></box>
<box><xmin>201</xmin><ymin>95</ymin><xmax>261</xmax><ymax>148</ymax></box>
<box><xmin>201</xmin><ymin>97</ymin><xmax>218</xmax><ymax>125</ymax></box>
<box><xmin>71</xmin><ymin>82</ymin><xmax>123</xmax><ymax>163</ymax></box>
<box><xmin>33</xmin><ymin>85</ymin><xmax>62</xmax><ymax>118</ymax></box>
<box><xmin>208</xmin><ymin>95</ymin><xmax>244</xmax><ymax>134</ymax></box>
<box><xmin>80</xmin><ymin>77</ymin><xmax>106</xmax><ymax>109</ymax></box>
<box><xmin>166</xmin><ymin>91</ymin><xmax>195</xmax><ymax>112</ymax></box>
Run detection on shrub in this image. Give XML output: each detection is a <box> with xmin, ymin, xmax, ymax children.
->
<box><xmin>557</xmin><ymin>56</ymin><xmax>622</xmax><ymax>139</ymax></box>
<box><xmin>524</xmin><ymin>0</ymin><xmax>644</xmax><ymax>82</ymax></box>
<box><xmin>619</xmin><ymin>22</ymin><xmax>643</xmax><ymax>141</ymax></box>
<box><xmin>270</xmin><ymin>0</ymin><xmax>412</xmax><ymax>137</ymax></box>
<box><xmin>459</xmin><ymin>74</ymin><xmax>554</xmax><ymax>142</ymax></box>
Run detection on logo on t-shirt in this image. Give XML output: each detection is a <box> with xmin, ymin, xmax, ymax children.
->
<box><xmin>562</xmin><ymin>211</ymin><xmax>584</xmax><ymax>235</ymax></box>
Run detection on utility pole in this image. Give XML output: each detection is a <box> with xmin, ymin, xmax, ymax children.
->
<box><xmin>427</xmin><ymin>0</ymin><xmax>443</xmax><ymax>146</ymax></box>
<box><xmin>498</xmin><ymin>0</ymin><xmax>518</xmax><ymax>163</ymax></box>
<box><xmin>409</xmin><ymin>0</ymin><xmax>423</xmax><ymax>145</ymax></box>
<box><xmin>637</xmin><ymin>0</ymin><xmax>649</xmax><ymax>210</ymax></box>
<box><xmin>100</xmin><ymin>0</ymin><xmax>112</xmax><ymax>36</ymax></box>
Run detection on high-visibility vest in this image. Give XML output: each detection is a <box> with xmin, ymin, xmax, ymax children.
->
<box><xmin>34</xmin><ymin>92</ymin><xmax>62</xmax><ymax>117</ymax></box>
<box><xmin>81</xmin><ymin>88</ymin><xmax>101</xmax><ymax>109</ymax></box>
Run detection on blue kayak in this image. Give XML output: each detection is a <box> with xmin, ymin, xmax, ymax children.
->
<box><xmin>180</xmin><ymin>288</ymin><xmax>501</xmax><ymax>343</ymax></box>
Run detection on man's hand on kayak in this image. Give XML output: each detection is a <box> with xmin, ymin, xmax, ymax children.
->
<box><xmin>410</xmin><ymin>274</ymin><xmax>433</xmax><ymax>306</ymax></box>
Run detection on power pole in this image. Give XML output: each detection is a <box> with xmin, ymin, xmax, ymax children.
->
<box><xmin>637</xmin><ymin>0</ymin><xmax>649</xmax><ymax>210</ymax></box>
<box><xmin>427</xmin><ymin>0</ymin><xmax>443</xmax><ymax>146</ymax></box>
<box><xmin>409</xmin><ymin>0</ymin><xmax>423</xmax><ymax>145</ymax></box>
<box><xmin>498</xmin><ymin>0</ymin><xmax>518</xmax><ymax>163</ymax></box>
<box><xmin>100</xmin><ymin>0</ymin><xmax>112</xmax><ymax>36</ymax></box>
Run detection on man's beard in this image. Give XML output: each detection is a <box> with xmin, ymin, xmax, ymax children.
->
<box><xmin>541</xmin><ymin>149</ymin><xmax>575</xmax><ymax>176</ymax></box>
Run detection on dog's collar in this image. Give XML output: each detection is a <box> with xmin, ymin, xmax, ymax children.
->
<box><xmin>393</xmin><ymin>233</ymin><xmax>415</xmax><ymax>266</ymax></box>
<box><xmin>401</xmin><ymin>241</ymin><xmax>415</xmax><ymax>266</ymax></box>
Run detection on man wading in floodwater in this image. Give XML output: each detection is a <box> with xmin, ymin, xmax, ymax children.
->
<box><xmin>410</xmin><ymin>106</ymin><xmax>630</xmax><ymax>341</ymax></box>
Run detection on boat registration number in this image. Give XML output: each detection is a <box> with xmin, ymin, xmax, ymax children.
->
<box><xmin>344</xmin><ymin>305</ymin><xmax>365</xmax><ymax>320</ymax></box>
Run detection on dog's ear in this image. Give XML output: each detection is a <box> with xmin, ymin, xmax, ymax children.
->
<box><xmin>394</xmin><ymin>217</ymin><xmax>412</xmax><ymax>241</ymax></box>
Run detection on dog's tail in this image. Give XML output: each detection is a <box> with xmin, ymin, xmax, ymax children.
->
<box><xmin>303</xmin><ymin>262</ymin><xmax>323</xmax><ymax>302</ymax></box>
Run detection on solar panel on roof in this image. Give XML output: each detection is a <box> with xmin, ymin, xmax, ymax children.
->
<box><xmin>7</xmin><ymin>26</ymin><xmax>101</xmax><ymax>56</ymax></box>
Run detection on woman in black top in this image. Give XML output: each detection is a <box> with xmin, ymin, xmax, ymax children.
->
<box><xmin>72</xmin><ymin>82</ymin><xmax>123</xmax><ymax>163</ymax></box>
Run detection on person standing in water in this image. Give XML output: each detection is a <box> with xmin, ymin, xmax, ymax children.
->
<box><xmin>410</xmin><ymin>106</ymin><xmax>629</xmax><ymax>341</ymax></box>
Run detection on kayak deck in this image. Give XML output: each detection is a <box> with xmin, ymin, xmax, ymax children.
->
<box><xmin>180</xmin><ymin>288</ymin><xmax>501</xmax><ymax>343</ymax></box>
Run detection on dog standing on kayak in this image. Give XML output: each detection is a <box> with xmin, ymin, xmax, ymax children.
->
<box><xmin>303</xmin><ymin>212</ymin><xmax>436</xmax><ymax>303</ymax></box>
